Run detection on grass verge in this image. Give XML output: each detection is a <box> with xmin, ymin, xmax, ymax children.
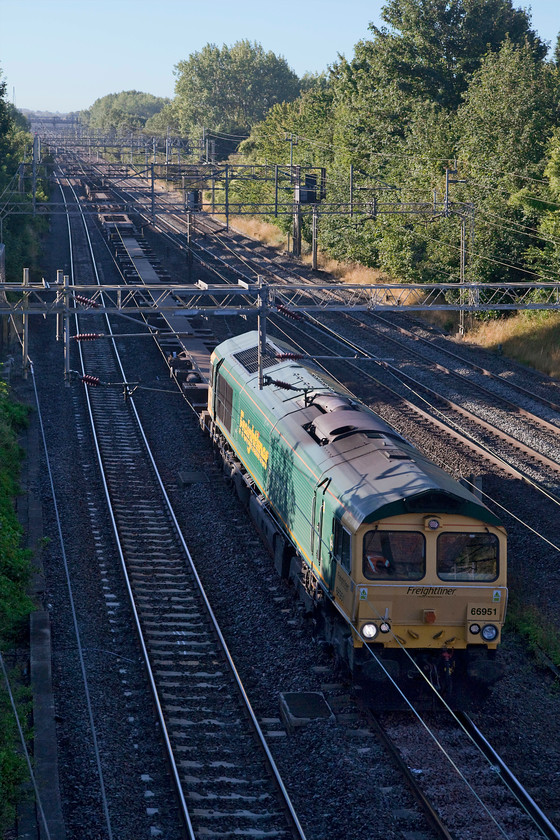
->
<box><xmin>467</xmin><ymin>311</ymin><xmax>560</xmax><ymax>379</ymax></box>
<box><xmin>506</xmin><ymin>594</ymin><xmax>560</xmax><ymax>674</ymax></box>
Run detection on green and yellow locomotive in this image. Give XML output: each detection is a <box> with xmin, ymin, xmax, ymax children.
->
<box><xmin>204</xmin><ymin>331</ymin><xmax>507</xmax><ymax>706</ymax></box>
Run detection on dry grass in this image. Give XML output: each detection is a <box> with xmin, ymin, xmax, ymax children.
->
<box><xmin>301</xmin><ymin>251</ymin><xmax>385</xmax><ymax>284</ymax></box>
<box><xmin>227</xmin><ymin>216</ymin><xmax>426</xmax><ymax>304</ymax></box>
<box><xmin>466</xmin><ymin>311</ymin><xmax>560</xmax><ymax>378</ymax></box>
<box><xmin>226</xmin><ymin>215</ymin><xmax>388</xmax><ymax>282</ymax></box>
<box><xmin>212</xmin><ymin>212</ymin><xmax>560</xmax><ymax>380</ymax></box>
<box><xmin>229</xmin><ymin>217</ymin><xmax>287</xmax><ymax>250</ymax></box>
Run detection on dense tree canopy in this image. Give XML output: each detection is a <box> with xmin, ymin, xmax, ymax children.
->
<box><xmin>82</xmin><ymin>90</ymin><xmax>170</xmax><ymax>133</ymax></box>
<box><xmin>231</xmin><ymin>0</ymin><xmax>560</xmax><ymax>294</ymax></box>
<box><xmin>368</xmin><ymin>0</ymin><xmax>546</xmax><ymax>109</ymax></box>
<box><xmin>0</xmin><ymin>74</ymin><xmax>29</xmax><ymax>186</ymax></box>
<box><xmin>330</xmin><ymin>0</ymin><xmax>547</xmax><ymax>167</ymax></box>
<box><xmin>0</xmin><ymin>67</ymin><xmax>40</xmax><ymax>283</ymax></box>
<box><xmin>172</xmin><ymin>40</ymin><xmax>301</xmax><ymax>153</ymax></box>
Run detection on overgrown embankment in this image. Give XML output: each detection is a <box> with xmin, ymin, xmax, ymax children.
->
<box><xmin>0</xmin><ymin>378</ymin><xmax>33</xmax><ymax>830</ymax></box>
<box><xmin>466</xmin><ymin>311</ymin><xmax>560</xmax><ymax>379</ymax></box>
<box><xmin>227</xmin><ymin>215</ymin><xmax>560</xmax><ymax>379</ymax></box>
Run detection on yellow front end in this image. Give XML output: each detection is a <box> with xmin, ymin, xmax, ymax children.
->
<box><xmin>353</xmin><ymin>585</ymin><xmax>507</xmax><ymax>650</ymax></box>
<box><xmin>334</xmin><ymin>513</ymin><xmax>507</xmax><ymax>653</ymax></box>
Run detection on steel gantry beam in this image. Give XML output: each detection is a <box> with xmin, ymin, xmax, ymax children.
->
<box><xmin>1</xmin><ymin>199</ymin><xmax>439</xmax><ymax>218</ymax></box>
<box><xmin>4</xmin><ymin>277</ymin><xmax>560</xmax><ymax>316</ymax></box>
<box><xmin>7</xmin><ymin>274</ymin><xmax>560</xmax><ymax>380</ymax></box>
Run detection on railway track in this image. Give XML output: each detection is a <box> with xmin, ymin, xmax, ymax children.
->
<box><xmin>337</xmin><ymin>310</ymin><xmax>560</xmax><ymax>450</ymax></box>
<box><xmin>375</xmin><ymin>709</ymin><xmax>559</xmax><ymax>840</ymax></box>
<box><xmin>79</xmin><ymin>336</ymin><xmax>305</xmax><ymax>839</ymax></box>
<box><xmin>54</xmin><ymin>170</ymin><xmax>307</xmax><ymax>839</ymax></box>
<box><xmin>71</xmin><ymin>155</ymin><xmax>560</xmax><ymax>574</ymax></box>
<box><xmin>457</xmin><ymin>712</ymin><xmax>560</xmax><ymax>840</ymax></box>
<box><xmin>372</xmin><ymin>310</ymin><xmax>560</xmax><ymax>412</ymax></box>
<box><xmin>70</xmin><ymin>154</ymin><xmax>560</xmax><ymax>606</ymax></box>
<box><xmin>94</xmin><ymin>161</ymin><xmax>560</xmax><ymax>481</ymax></box>
<box><xmin>33</xmin><ymin>151</ymin><xmax>560</xmax><ymax>839</ymax></box>
<box><xmin>263</xmin><ymin>314</ymin><xmax>560</xmax><ymax>504</ymax></box>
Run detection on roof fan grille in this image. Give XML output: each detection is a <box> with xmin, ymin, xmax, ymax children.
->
<box><xmin>233</xmin><ymin>344</ymin><xmax>280</xmax><ymax>374</ymax></box>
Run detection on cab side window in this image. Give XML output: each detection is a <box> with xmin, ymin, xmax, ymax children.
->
<box><xmin>333</xmin><ymin>521</ymin><xmax>352</xmax><ymax>573</ymax></box>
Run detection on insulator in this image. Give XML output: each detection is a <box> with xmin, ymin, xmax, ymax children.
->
<box><xmin>276</xmin><ymin>304</ymin><xmax>302</xmax><ymax>321</ymax></box>
<box><xmin>81</xmin><ymin>375</ymin><xmax>101</xmax><ymax>386</ymax></box>
<box><xmin>275</xmin><ymin>352</ymin><xmax>303</xmax><ymax>360</ymax></box>
<box><xmin>269</xmin><ymin>379</ymin><xmax>293</xmax><ymax>390</ymax></box>
<box><xmin>74</xmin><ymin>333</ymin><xmax>102</xmax><ymax>341</ymax></box>
<box><xmin>74</xmin><ymin>294</ymin><xmax>99</xmax><ymax>308</ymax></box>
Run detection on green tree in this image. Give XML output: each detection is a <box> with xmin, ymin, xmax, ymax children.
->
<box><xmin>0</xmin><ymin>73</ymin><xmax>29</xmax><ymax>186</ymax></box>
<box><xmin>325</xmin><ymin>2</ymin><xmax>551</xmax><ymax>281</ymax></box>
<box><xmin>455</xmin><ymin>40</ymin><xmax>559</xmax><ymax>284</ymax></box>
<box><xmin>554</xmin><ymin>33</ymin><xmax>560</xmax><ymax>68</ymax></box>
<box><xmin>329</xmin><ymin>0</ymin><xmax>546</xmax><ymax>169</ymax></box>
<box><xmin>82</xmin><ymin>90</ymin><xmax>170</xmax><ymax>133</ymax></box>
<box><xmin>231</xmin><ymin>80</ymin><xmax>334</xmax><ymax>236</ymax></box>
<box><xmin>199</xmin><ymin>2</ymin><xmax>556</xmax><ymax>290</ymax></box>
<box><xmin>173</xmin><ymin>40</ymin><xmax>301</xmax><ymax>157</ymax></box>
<box><xmin>371</xmin><ymin>0</ymin><xmax>546</xmax><ymax>109</ymax></box>
<box><xmin>144</xmin><ymin>102</ymin><xmax>180</xmax><ymax>135</ymax></box>
<box><xmin>512</xmin><ymin>129</ymin><xmax>560</xmax><ymax>285</ymax></box>
<box><xmin>0</xmin><ymin>67</ymin><xmax>39</xmax><ymax>283</ymax></box>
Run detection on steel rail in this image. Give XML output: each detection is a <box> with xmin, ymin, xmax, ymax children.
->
<box><xmin>58</xmin><ymin>169</ymin><xmax>212</xmax><ymax>839</ymax></box>
<box><xmin>88</xmin><ymin>160</ymin><xmax>560</xmax><ymax>500</ymax></box>
<box><xmin>102</xmin><ymin>162</ymin><xmax>560</xmax><ymax>499</ymax></box>
<box><xmin>154</xmin><ymin>203</ymin><xmax>560</xmax><ymax>472</ymax></box>
<box><xmin>100</xmin><ymin>224</ymin><xmax>307</xmax><ymax>837</ymax></box>
<box><xmin>365</xmin><ymin>710</ymin><xmax>455</xmax><ymax>840</ymax></box>
<box><xmin>52</xmin><ymin>171</ymin><xmax>116</xmax><ymax>839</ymax></box>
<box><xmin>373</xmin><ymin>356</ymin><xmax>560</xmax><ymax>477</ymax></box>
<box><xmin>272</xmin><ymin>312</ymin><xmax>560</xmax><ymax>504</ymax></box>
<box><xmin>368</xmin><ymin>311</ymin><xmax>560</xmax><ymax>424</ymax></box>
<box><xmin>69</xmin><ymin>152</ymin><xmax>560</xmax><ymax>838</ymax></box>
<box><xmin>457</xmin><ymin>713</ymin><xmax>560</xmax><ymax>840</ymax></box>
<box><xmin>61</xmin><ymin>170</ymin><xmax>307</xmax><ymax>840</ymax></box>
<box><xmin>73</xmin><ymin>152</ymin><xmax>560</xmax><ymax>837</ymax></box>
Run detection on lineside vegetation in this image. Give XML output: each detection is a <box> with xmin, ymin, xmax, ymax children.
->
<box><xmin>0</xmin><ymin>375</ymin><xmax>33</xmax><ymax>831</ymax></box>
<box><xmin>0</xmin><ymin>64</ymin><xmax>37</xmax><ymax>830</ymax></box>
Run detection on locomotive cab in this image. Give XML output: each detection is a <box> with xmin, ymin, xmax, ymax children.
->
<box><xmin>329</xmin><ymin>511</ymin><xmax>507</xmax><ymax>701</ymax></box>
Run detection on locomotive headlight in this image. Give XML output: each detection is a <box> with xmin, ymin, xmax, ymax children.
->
<box><xmin>380</xmin><ymin>622</ymin><xmax>391</xmax><ymax>634</ymax></box>
<box><xmin>469</xmin><ymin>623</ymin><xmax>481</xmax><ymax>635</ymax></box>
<box><xmin>362</xmin><ymin>623</ymin><xmax>378</xmax><ymax>640</ymax></box>
<box><xmin>481</xmin><ymin>624</ymin><xmax>499</xmax><ymax>642</ymax></box>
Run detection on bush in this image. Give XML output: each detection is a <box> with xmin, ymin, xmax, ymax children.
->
<box><xmin>0</xmin><ymin>676</ymin><xmax>31</xmax><ymax>829</ymax></box>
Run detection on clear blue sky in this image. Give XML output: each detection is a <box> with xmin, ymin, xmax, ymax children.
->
<box><xmin>0</xmin><ymin>0</ymin><xmax>558</xmax><ymax>113</ymax></box>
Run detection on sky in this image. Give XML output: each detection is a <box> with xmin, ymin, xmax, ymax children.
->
<box><xmin>0</xmin><ymin>0</ymin><xmax>558</xmax><ymax>114</ymax></box>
